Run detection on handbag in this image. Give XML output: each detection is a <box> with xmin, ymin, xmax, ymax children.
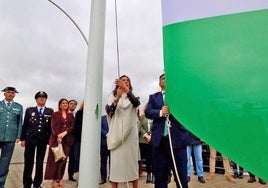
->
<box><xmin>51</xmin><ymin>143</ymin><xmax>66</xmax><ymax>162</ymax></box>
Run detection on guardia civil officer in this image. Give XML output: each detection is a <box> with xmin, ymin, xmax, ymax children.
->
<box><xmin>21</xmin><ymin>91</ymin><xmax>54</xmax><ymax>188</ymax></box>
<box><xmin>0</xmin><ymin>87</ymin><xmax>23</xmax><ymax>188</ymax></box>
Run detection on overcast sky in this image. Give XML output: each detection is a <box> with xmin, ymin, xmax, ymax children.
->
<box><xmin>0</xmin><ymin>0</ymin><xmax>164</xmax><ymax>112</ymax></box>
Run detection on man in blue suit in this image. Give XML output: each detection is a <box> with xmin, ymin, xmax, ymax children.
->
<box><xmin>145</xmin><ymin>74</ymin><xmax>190</xmax><ymax>188</ymax></box>
<box><xmin>99</xmin><ymin>115</ymin><xmax>110</xmax><ymax>185</ymax></box>
<box><xmin>0</xmin><ymin>87</ymin><xmax>23</xmax><ymax>188</ymax></box>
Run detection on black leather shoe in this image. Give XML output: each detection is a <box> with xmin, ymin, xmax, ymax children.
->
<box><xmin>233</xmin><ymin>173</ymin><xmax>238</xmax><ymax>178</ymax></box>
<box><xmin>69</xmin><ymin>177</ymin><xmax>77</xmax><ymax>181</ymax></box>
<box><xmin>238</xmin><ymin>173</ymin><xmax>243</xmax><ymax>179</ymax></box>
<box><xmin>167</xmin><ymin>174</ymin><xmax>171</xmax><ymax>184</ymax></box>
<box><xmin>198</xmin><ymin>176</ymin><xmax>206</xmax><ymax>183</ymax></box>
<box><xmin>146</xmin><ymin>173</ymin><xmax>151</xmax><ymax>183</ymax></box>
<box><xmin>151</xmin><ymin>174</ymin><xmax>155</xmax><ymax>184</ymax></box>
<box><xmin>99</xmin><ymin>180</ymin><xmax>107</xmax><ymax>185</ymax></box>
<box><xmin>248</xmin><ymin>177</ymin><xmax>256</xmax><ymax>183</ymax></box>
<box><xmin>259</xmin><ymin>179</ymin><xmax>267</xmax><ymax>185</ymax></box>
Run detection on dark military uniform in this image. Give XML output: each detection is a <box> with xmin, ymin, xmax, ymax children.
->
<box><xmin>21</xmin><ymin>106</ymin><xmax>53</xmax><ymax>188</ymax></box>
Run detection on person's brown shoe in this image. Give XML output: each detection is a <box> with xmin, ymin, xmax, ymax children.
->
<box><xmin>259</xmin><ymin>178</ymin><xmax>266</xmax><ymax>185</ymax></box>
<box><xmin>247</xmin><ymin>176</ymin><xmax>256</xmax><ymax>183</ymax></box>
<box><xmin>206</xmin><ymin>173</ymin><xmax>214</xmax><ymax>181</ymax></box>
<box><xmin>226</xmin><ymin>174</ymin><xmax>237</xmax><ymax>183</ymax></box>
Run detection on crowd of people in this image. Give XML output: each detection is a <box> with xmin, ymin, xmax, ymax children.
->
<box><xmin>0</xmin><ymin>87</ymin><xmax>82</xmax><ymax>188</ymax></box>
<box><xmin>0</xmin><ymin>73</ymin><xmax>266</xmax><ymax>188</ymax></box>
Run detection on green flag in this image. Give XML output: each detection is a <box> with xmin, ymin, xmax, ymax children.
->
<box><xmin>162</xmin><ymin>0</ymin><xmax>268</xmax><ymax>180</ymax></box>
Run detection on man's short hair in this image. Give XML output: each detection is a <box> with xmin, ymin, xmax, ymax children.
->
<box><xmin>159</xmin><ymin>74</ymin><xmax>165</xmax><ymax>80</ymax></box>
<box><xmin>68</xmin><ymin>99</ymin><xmax>77</xmax><ymax>105</ymax></box>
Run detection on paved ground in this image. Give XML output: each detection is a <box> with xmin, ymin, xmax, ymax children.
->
<box><xmin>5</xmin><ymin>145</ymin><xmax>268</xmax><ymax>188</ymax></box>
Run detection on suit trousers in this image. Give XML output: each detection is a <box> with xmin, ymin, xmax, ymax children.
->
<box><xmin>139</xmin><ymin>143</ymin><xmax>153</xmax><ymax>173</ymax></box>
<box><xmin>209</xmin><ymin>147</ymin><xmax>231</xmax><ymax>175</ymax></box>
<box><xmin>73</xmin><ymin>141</ymin><xmax>81</xmax><ymax>173</ymax></box>
<box><xmin>68</xmin><ymin>144</ymin><xmax>75</xmax><ymax>178</ymax></box>
<box><xmin>23</xmin><ymin>137</ymin><xmax>47</xmax><ymax>188</ymax></box>
<box><xmin>100</xmin><ymin>143</ymin><xmax>110</xmax><ymax>181</ymax></box>
<box><xmin>153</xmin><ymin>137</ymin><xmax>188</xmax><ymax>188</ymax></box>
<box><xmin>0</xmin><ymin>141</ymin><xmax>16</xmax><ymax>188</ymax></box>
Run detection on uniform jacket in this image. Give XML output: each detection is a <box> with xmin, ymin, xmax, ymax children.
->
<box><xmin>0</xmin><ymin>100</ymin><xmax>23</xmax><ymax>141</ymax></box>
<box><xmin>21</xmin><ymin>106</ymin><xmax>54</xmax><ymax>143</ymax></box>
<box><xmin>48</xmin><ymin>111</ymin><xmax>75</xmax><ymax>147</ymax></box>
<box><xmin>139</xmin><ymin>115</ymin><xmax>152</xmax><ymax>144</ymax></box>
<box><xmin>145</xmin><ymin>91</ymin><xmax>190</xmax><ymax>149</ymax></box>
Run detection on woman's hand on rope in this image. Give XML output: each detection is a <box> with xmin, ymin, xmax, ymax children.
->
<box><xmin>116</xmin><ymin>87</ymin><xmax>123</xmax><ymax>99</ymax></box>
<box><xmin>115</xmin><ymin>79</ymin><xmax>129</xmax><ymax>93</ymax></box>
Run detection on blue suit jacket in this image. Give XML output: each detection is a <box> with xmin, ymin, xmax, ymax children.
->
<box><xmin>145</xmin><ymin>92</ymin><xmax>190</xmax><ymax>149</ymax></box>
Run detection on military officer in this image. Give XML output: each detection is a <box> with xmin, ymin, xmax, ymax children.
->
<box><xmin>0</xmin><ymin>86</ymin><xmax>23</xmax><ymax>188</ymax></box>
<box><xmin>21</xmin><ymin>91</ymin><xmax>54</xmax><ymax>188</ymax></box>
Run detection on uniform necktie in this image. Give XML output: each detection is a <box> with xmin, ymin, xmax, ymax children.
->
<box><xmin>39</xmin><ymin>108</ymin><xmax>43</xmax><ymax>115</ymax></box>
<box><xmin>163</xmin><ymin>122</ymin><xmax>169</xmax><ymax>136</ymax></box>
<box><xmin>162</xmin><ymin>91</ymin><xmax>169</xmax><ymax>136</ymax></box>
<box><xmin>7</xmin><ymin>102</ymin><xmax>11</xmax><ymax>107</ymax></box>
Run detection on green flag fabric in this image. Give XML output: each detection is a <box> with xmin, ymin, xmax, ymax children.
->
<box><xmin>162</xmin><ymin>0</ymin><xmax>268</xmax><ymax>180</ymax></box>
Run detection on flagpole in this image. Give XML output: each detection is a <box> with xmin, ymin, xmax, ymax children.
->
<box><xmin>78</xmin><ymin>0</ymin><xmax>106</xmax><ymax>187</ymax></box>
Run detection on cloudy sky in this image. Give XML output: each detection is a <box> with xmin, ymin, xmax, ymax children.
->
<box><xmin>0</xmin><ymin>0</ymin><xmax>164</xmax><ymax>112</ymax></box>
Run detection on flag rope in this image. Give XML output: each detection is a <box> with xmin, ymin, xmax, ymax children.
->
<box><xmin>165</xmin><ymin>114</ymin><xmax>183</xmax><ymax>188</ymax></box>
<box><xmin>114</xmin><ymin>0</ymin><xmax>121</xmax><ymax>78</ymax></box>
<box><xmin>114</xmin><ymin>1</ymin><xmax>130</xmax><ymax>187</ymax></box>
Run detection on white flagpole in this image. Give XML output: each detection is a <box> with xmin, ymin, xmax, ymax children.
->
<box><xmin>78</xmin><ymin>0</ymin><xmax>106</xmax><ymax>187</ymax></box>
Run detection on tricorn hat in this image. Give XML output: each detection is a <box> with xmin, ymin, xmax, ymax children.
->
<box><xmin>1</xmin><ymin>87</ymin><xmax>19</xmax><ymax>93</ymax></box>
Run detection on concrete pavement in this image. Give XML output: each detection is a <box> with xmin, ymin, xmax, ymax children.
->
<box><xmin>5</xmin><ymin>145</ymin><xmax>268</xmax><ymax>188</ymax></box>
